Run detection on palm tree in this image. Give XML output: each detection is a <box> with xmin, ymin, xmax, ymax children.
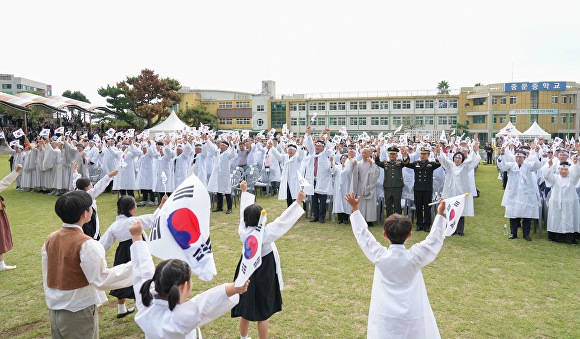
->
<box><xmin>437</xmin><ymin>80</ymin><xmax>450</xmax><ymax>94</ymax></box>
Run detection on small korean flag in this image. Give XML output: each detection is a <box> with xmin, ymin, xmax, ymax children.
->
<box><xmin>147</xmin><ymin>172</ymin><xmax>217</xmax><ymax>281</ymax></box>
<box><xmin>296</xmin><ymin>170</ymin><xmax>311</xmax><ymax>187</ymax></box>
<box><xmin>12</xmin><ymin>129</ymin><xmax>24</xmax><ymax>138</ymax></box>
<box><xmin>268</xmin><ymin>128</ymin><xmax>276</xmax><ymax>136</ymax></box>
<box><xmin>93</xmin><ymin>134</ymin><xmax>100</xmax><ymax>142</ymax></box>
<box><xmin>9</xmin><ymin>140</ymin><xmax>20</xmax><ymax>147</ymax></box>
<box><xmin>39</xmin><ymin>129</ymin><xmax>50</xmax><ymax>137</ymax></box>
<box><xmin>0</xmin><ymin>132</ymin><xmax>5</xmax><ymax>139</ymax></box>
<box><xmin>235</xmin><ymin>210</ymin><xmax>266</xmax><ymax>287</ymax></box>
<box><xmin>65</xmin><ymin>131</ymin><xmax>71</xmax><ymax>137</ymax></box>
<box><xmin>393</xmin><ymin>124</ymin><xmax>403</xmax><ymax>135</ymax></box>
<box><xmin>424</xmin><ymin>134</ymin><xmax>430</xmax><ymax>140</ymax></box>
<box><xmin>54</xmin><ymin>127</ymin><xmax>65</xmax><ymax>135</ymax></box>
<box><xmin>106</xmin><ymin>128</ymin><xmax>116</xmax><ymax>136</ymax></box>
<box><xmin>310</xmin><ymin>113</ymin><xmax>317</xmax><ymax>122</ymax></box>
<box><xmin>444</xmin><ymin>193</ymin><xmax>468</xmax><ymax>237</ymax></box>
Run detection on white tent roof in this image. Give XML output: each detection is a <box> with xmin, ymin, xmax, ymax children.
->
<box><xmin>495</xmin><ymin>121</ymin><xmax>522</xmax><ymax>137</ymax></box>
<box><xmin>522</xmin><ymin>121</ymin><xmax>551</xmax><ymax>139</ymax></box>
<box><xmin>146</xmin><ymin>111</ymin><xmax>188</xmax><ymax>135</ymax></box>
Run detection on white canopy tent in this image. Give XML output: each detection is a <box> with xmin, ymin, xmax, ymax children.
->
<box><xmin>145</xmin><ymin>111</ymin><xmax>189</xmax><ymax>136</ymax></box>
<box><xmin>495</xmin><ymin>121</ymin><xmax>522</xmax><ymax>138</ymax></box>
<box><xmin>521</xmin><ymin>121</ymin><xmax>551</xmax><ymax>140</ymax></box>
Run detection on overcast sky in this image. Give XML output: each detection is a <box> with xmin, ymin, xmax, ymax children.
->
<box><xmin>3</xmin><ymin>0</ymin><xmax>580</xmax><ymax>106</ymax></box>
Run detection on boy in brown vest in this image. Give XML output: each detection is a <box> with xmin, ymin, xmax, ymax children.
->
<box><xmin>42</xmin><ymin>191</ymin><xmax>133</xmax><ymax>338</ymax></box>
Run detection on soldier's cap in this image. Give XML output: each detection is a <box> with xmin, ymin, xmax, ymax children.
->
<box><xmin>420</xmin><ymin>146</ymin><xmax>431</xmax><ymax>154</ymax></box>
<box><xmin>388</xmin><ymin>146</ymin><xmax>399</xmax><ymax>154</ymax></box>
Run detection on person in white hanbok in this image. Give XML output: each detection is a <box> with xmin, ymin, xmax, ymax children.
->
<box><xmin>102</xmin><ymin>139</ymin><xmax>121</xmax><ymax>193</ymax></box>
<box><xmin>41</xmin><ymin>140</ymin><xmax>60</xmax><ymax>194</ymax></box>
<box><xmin>189</xmin><ymin>143</ymin><xmax>208</xmax><ymax>188</ymax></box>
<box><xmin>128</xmin><ymin>221</ymin><xmax>248</xmax><ymax>339</ymax></box>
<box><xmin>346</xmin><ymin>193</ymin><xmax>448</xmax><ymax>339</ymax></box>
<box><xmin>20</xmin><ymin>143</ymin><xmax>35</xmax><ymax>191</ymax></box>
<box><xmin>269</xmin><ymin>143</ymin><xmax>304</xmax><ymax>207</ymax></box>
<box><xmin>498</xmin><ymin>145</ymin><xmax>543</xmax><ymax>241</ymax></box>
<box><xmin>205</xmin><ymin>137</ymin><xmax>236</xmax><ymax>214</ymax></box>
<box><xmin>232</xmin><ymin>181</ymin><xmax>305</xmax><ymax>339</ymax></box>
<box><xmin>173</xmin><ymin>143</ymin><xmax>193</xmax><ymax>189</ymax></box>
<box><xmin>303</xmin><ymin>126</ymin><xmax>334</xmax><ymax>223</ymax></box>
<box><xmin>134</xmin><ymin>141</ymin><xmax>157</xmax><ymax>206</ymax></box>
<box><xmin>112</xmin><ymin>141</ymin><xmax>140</xmax><ymax>197</ymax></box>
<box><xmin>437</xmin><ymin>141</ymin><xmax>481</xmax><ymax>236</ymax></box>
<box><xmin>330</xmin><ymin>154</ymin><xmax>352</xmax><ymax>224</ymax></box>
<box><xmin>542</xmin><ymin>156</ymin><xmax>580</xmax><ymax>244</ymax></box>
<box><xmin>5</xmin><ymin>142</ymin><xmax>26</xmax><ymax>189</ymax></box>
<box><xmin>153</xmin><ymin>140</ymin><xmax>177</xmax><ymax>202</ymax></box>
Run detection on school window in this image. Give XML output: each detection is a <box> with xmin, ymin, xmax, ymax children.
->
<box><xmin>425</xmin><ymin>100</ymin><xmax>434</xmax><ymax>108</ymax></box>
<box><xmin>415</xmin><ymin>117</ymin><xmax>423</xmax><ymax>126</ymax></box>
<box><xmin>256</xmin><ymin>118</ymin><xmax>264</xmax><ymax>126</ymax></box>
<box><xmin>439</xmin><ymin>101</ymin><xmax>447</xmax><ymax>108</ymax></box>
<box><xmin>500</xmin><ymin>96</ymin><xmax>506</xmax><ymax>105</ymax></box>
<box><xmin>359</xmin><ymin>117</ymin><xmax>367</xmax><ymax>125</ymax></box>
<box><xmin>571</xmin><ymin>95</ymin><xmax>575</xmax><ymax>104</ymax></box>
<box><xmin>552</xmin><ymin>95</ymin><xmax>558</xmax><ymax>104</ymax></box>
<box><xmin>499</xmin><ymin>115</ymin><xmax>507</xmax><ymax>124</ymax></box>
<box><xmin>219</xmin><ymin>118</ymin><xmax>232</xmax><ymax>125</ymax></box>
<box><xmin>402</xmin><ymin>100</ymin><xmax>411</xmax><ymax>109</ymax></box>
<box><xmin>509</xmin><ymin>115</ymin><xmax>517</xmax><ymax>123</ymax></box>
<box><xmin>551</xmin><ymin>114</ymin><xmax>558</xmax><ymax>123</ymax></box>
<box><xmin>474</xmin><ymin>98</ymin><xmax>486</xmax><ymax>106</ymax></box>
<box><xmin>2</xmin><ymin>84</ymin><xmax>11</xmax><ymax>89</ymax></box>
<box><xmin>350</xmin><ymin>102</ymin><xmax>358</xmax><ymax>110</ymax></box>
<box><xmin>438</xmin><ymin>116</ymin><xmax>448</xmax><ymax>125</ymax></box>
<box><xmin>256</xmin><ymin>105</ymin><xmax>264</xmax><ymax>112</ymax></box>
<box><xmin>290</xmin><ymin>103</ymin><xmax>297</xmax><ymax>111</ymax></box>
<box><xmin>561</xmin><ymin>95</ymin><xmax>567</xmax><ymax>104</ymax></box>
<box><xmin>338</xmin><ymin>102</ymin><xmax>346</xmax><ymax>110</ymax></box>
<box><xmin>237</xmin><ymin>118</ymin><xmax>250</xmax><ymax>125</ymax></box>
<box><xmin>318</xmin><ymin>102</ymin><xmax>326</xmax><ymax>110</ymax></box>
<box><xmin>329</xmin><ymin>117</ymin><xmax>337</xmax><ymax>125</ymax></box>
<box><xmin>380</xmin><ymin>117</ymin><xmax>389</xmax><ymax>125</ymax></box>
<box><xmin>371</xmin><ymin>117</ymin><xmax>380</xmax><ymax>125</ymax></box>
<box><xmin>449</xmin><ymin>99</ymin><xmax>458</xmax><ymax>108</ymax></box>
<box><xmin>299</xmin><ymin>118</ymin><xmax>306</xmax><ymax>126</ymax></box>
<box><xmin>371</xmin><ymin>101</ymin><xmax>380</xmax><ymax>109</ymax></box>
<box><xmin>290</xmin><ymin>118</ymin><xmax>297</xmax><ymax>126</ymax></box>
<box><xmin>329</xmin><ymin>102</ymin><xmax>337</xmax><ymax>110</ymax></box>
<box><xmin>309</xmin><ymin>102</ymin><xmax>317</xmax><ymax>110</ymax></box>
<box><xmin>571</xmin><ymin>115</ymin><xmax>575</xmax><ymax>123</ymax></box>
<box><xmin>298</xmin><ymin>103</ymin><xmax>306</xmax><ymax>111</ymax></box>
<box><xmin>448</xmin><ymin>116</ymin><xmax>457</xmax><ymax>125</ymax></box>
<box><xmin>492</xmin><ymin>97</ymin><xmax>497</xmax><ymax>105</ymax></box>
<box><xmin>473</xmin><ymin>115</ymin><xmax>486</xmax><ymax>124</ymax></box>
<box><xmin>392</xmin><ymin>116</ymin><xmax>402</xmax><ymax>125</ymax></box>
<box><xmin>415</xmin><ymin>100</ymin><xmax>424</xmax><ymax>109</ymax></box>
<box><xmin>424</xmin><ymin>116</ymin><xmax>434</xmax><ymax>125</ymax></box>
<box><xmin>359</xmin><ymin>102</ymin><xmax>367</xmax><ymax>110</ymax></box>
<box><xmin>510</xmin><ymin>96</ymin><xmax>517</xmax><ymax>105</ymax></box>
<box><xmin>237</xmin><ymin>101</ymin><xmax>250</xmax><ymax>108</ymax></box>
<box><xmin>392</xmin><ymin>101</ymin><xmax>402</xmax><ymax>109</ymax></box>
<box><xmin>561</xmin><ymin>115</ymin><xmax>567</xmax><ymax>124</ymax></box>
<box><xmin>350</xmin><ymin>117</ymin><xmax>358</xmax><ymax>125</ymax></box>
<box><xmin>337</xmin><ymin>117</ymin><xmax>346</xmax><ymax>125</ymax></box>
<box><xmin>218</xmin><ymin>102</ymin><xmax>233</xmax><ymax>109</ymax></box>
<box><xmin>380</xmin><ymin>101</ymin><xmax>389</xmax><ymax>109</ymax></box>
<box><xmin>317</xmin><ymin>117</ymin><xmax>326</xmax><ymax>126</ymax></box>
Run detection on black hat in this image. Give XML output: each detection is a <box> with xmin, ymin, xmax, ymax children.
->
<box><xmin>388</xmin><ymin>146</ymin><xmax>399</xmax><ymax>154</ymax></box>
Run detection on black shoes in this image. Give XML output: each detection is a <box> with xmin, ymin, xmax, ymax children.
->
<box><xmin>509</xmin><ymin>235</ymin><xmax>517</xmax><ymax>239</ymax></box>
<box><xmin>212</xmin><ymin>208</ymin><xmax>223</xmax><ymax>212</ymax></box>
<box><xmin>424</xmin><ymin>228</ymin><xmax>431</xmax><ymax>233</ymax></box>
<box><xmin>225</xmin><ymin>209</ymin><xmax>232</xmax><ymax>214</ymax></box>
<box><xmin>416</xmin><ymin>226</ymin><xmax>423</xmax><ymax>231</ymax></box>
<box><xmin>367</xmin><ymin>222</ymin><xmax>374</xmax><ymax>227</ymax></box>
<box><xmin>117</xmin><ymin>307</ymin><xmax>135</xmax><ymax>319</ymax></box>
<box><xmin>309</xmin><ymin>218</ymin><xmax>319</xmax><ymax>223</ymax></box>
<box><xmin>319</xmin><ymin>219</ymin><xmax>325</xmax><ymax>224</ymax></box>
<box><xmin>524</xmin><ymin>236</ymin><xmax>532</xmax><ymax>241</ymax></box>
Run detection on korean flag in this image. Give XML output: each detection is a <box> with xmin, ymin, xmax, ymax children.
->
<box><xmin>106</xmin><ymin>128</ymin><xmax>116</xmax><ymax>136</ymax></box>
<box><xmin>444</xmin><ymin>193</ymin><xmax>467</xmax><ymax>237</ymax></box>
<box><xmin>39</xmin><ymin>128</ymin><xmax>50</xmax><ymax>137</ymax></box>
<box><xmin>12</xmin><ymin>129</ymin><xmax>24</xmax><ymax>138</ymax></box>
<box><xmin>147</xmin><ymin>173</ymin><xmax>217</xmax><ymax>281</ymax></box>
<box><xmin>235</xmin><ymin>210</ymin><xmax>266</xmax><ymax>287</ymax></box>
<box><xmin>296</xmin><ymin>169</ymin><xmax>311</xmax><ymax>187</ymax></box>
<box><xmin>0</xmin><ymin>132</ymin><xmax>5</xmax><ymax>139</ymax></box>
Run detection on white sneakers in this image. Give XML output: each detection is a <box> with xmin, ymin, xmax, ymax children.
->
<box><xmin>0</xmin><ymin>262</ymin><xmax>16</xmax><ymax>271</ymax></box>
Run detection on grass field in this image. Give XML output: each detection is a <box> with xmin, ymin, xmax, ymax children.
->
<box><xmin>1</xmin><ymin>153</ymin><xmax>579</xmax><ymax>338</ymax></box>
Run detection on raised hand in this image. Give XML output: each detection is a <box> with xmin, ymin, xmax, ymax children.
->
<box><xmin>240</xmin><ymin>180</ymin><xmax>247</xmax><ymax>192</ymax></box>
<box><xmin>296</xmin><ymin>189</ymin><xmax>306</xmax><ymax>204</ymax></box>
<box><xmin>437</xmin><ymin>198</ymin><xmax>446</xmax><ymax>216</ymax></box>
<box><xmin>344</xmin><ymin>192</ymin><xmax>360</xmax><ymax>212</ymax></box>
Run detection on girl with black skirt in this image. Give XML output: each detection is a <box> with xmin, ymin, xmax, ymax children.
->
<box><xmin>99</xmin><ymin>194</ymin><xmax>168</xmax><ymax>318</ymax></box>
<box><xmin>232</xmin><ymin>181</ymin><xmax>306</xmax><ymax>339</ymax></box>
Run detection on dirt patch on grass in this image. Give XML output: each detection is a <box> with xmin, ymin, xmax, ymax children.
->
<box><xmin>0</xmin><ymin>320</ymin><xmax>45</xmax><ymax>338</ymax></box>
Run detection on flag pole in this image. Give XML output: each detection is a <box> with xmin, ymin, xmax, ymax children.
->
<box><xmin>428</xmin><ymin>193</ymin><xmax>469</xmax><ymax>206</ymax></box>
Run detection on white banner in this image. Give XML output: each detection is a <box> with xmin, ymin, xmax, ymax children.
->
<box><xmin>235</xmin><ymin>210</ymin><xmax>266</xmax><ymax>287</ymax></box>
<box><xmin>147</xmin><ymin>173</ymin><xmax>217</xmax><ymax>281</ymax></box>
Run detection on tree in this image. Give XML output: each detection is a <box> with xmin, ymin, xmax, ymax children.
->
<box><xmin>437</xmin><ymin>80</ymin><xmax>450</xmax><ymax>94</ymax></box>
<box><xmin>162</xmin><ymin>77</ymin><xmax>182</xmax><ymax>107</ymax></box>
<box><xmin>474</xmin><ymin>83</ymin><xmax>483</xmax><ymax>87</ymax></box>
<box><xmin>453</xmin><ymin>122</ymin><xmax>469</xmax><ymax>136</ymax></box>
<box><xmin>401</xmin><ymin>116</ymin><xmax>422</xmax><ymax>133</ymax></box>
<box><xmin>179</xmin><ymin>105</ymin><xmax>217</xmax><ymax>130</ymax></box>
<box><xmin>62</xmin><ymin>90</ymin><xmax>90</xmax><ymax>103</ymax></box>
<box><xmin>118</xmin><ymin>69</ymin><xmax>181</xmax><ymax>128</ymax></box>
<box><xmin>96</xmin><ymin>84</ymin><xmax>140</xmax><ymax>128</ymax></box>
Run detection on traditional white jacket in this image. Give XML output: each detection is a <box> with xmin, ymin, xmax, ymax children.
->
<box><xmin>498</xmin><ymin>150</ymin><xmax>542</xmax><ymax>219</ymax></box>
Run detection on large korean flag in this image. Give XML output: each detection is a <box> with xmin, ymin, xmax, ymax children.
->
<box><xmin>235</xmin><ymin>211</ymin><xmax>267</xmax><ymax>287</ymax></box>
<box><xmin>444</xmin><ymin>193</ymin><xmax>467</xmax><ymax>237</ymax></box>
<box><xmin>147</xmin><ymin>173</ymin><xmax>217</xmax><ymax>281</ymax></box>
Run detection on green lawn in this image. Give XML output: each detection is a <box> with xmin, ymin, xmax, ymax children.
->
<box><xmin>0</xmin><ymin>153</ymin><xmax>579</xmax><ymax>338</ymax></box>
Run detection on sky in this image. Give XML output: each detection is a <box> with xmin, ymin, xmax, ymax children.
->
<box><xmin>3</xmin><ymin>0</ymin><xmax>580</xmax><ymax>106</ymax></box>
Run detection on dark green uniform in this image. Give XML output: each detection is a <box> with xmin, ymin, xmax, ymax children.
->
<box><xmin>375</xmin><ymin>155</ymin><xmax>409</xmax><ymax>216</ymax></box>
<box><xmin>404</xmin><ymin>159</ymin><xmax>441</xmax><ymax>231</ymax></box>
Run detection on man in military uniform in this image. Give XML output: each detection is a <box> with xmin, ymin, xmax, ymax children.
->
<box><xmin>375</xmin><ymin>145</ymin><xmax>409</xmax><ymax>217</ymax></box>
<box><xmin>404</xmin><ymin>145</ymin><xmax>441</xmax><ymax>232</ymax></box>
